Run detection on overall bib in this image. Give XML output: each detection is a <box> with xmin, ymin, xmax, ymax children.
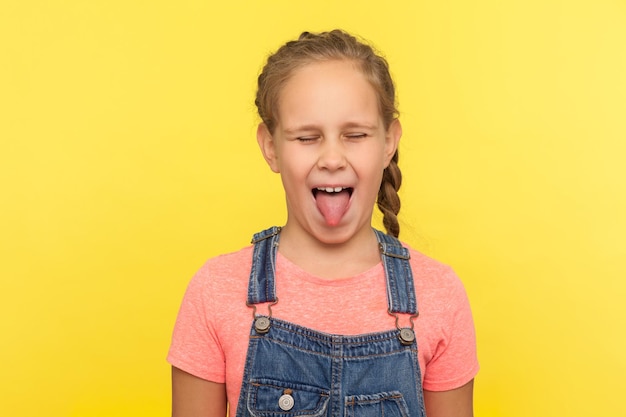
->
<box><xmin>235</xmin><ymin>227</ymin><xmax>426</xmax><ymax>417</ymax></box>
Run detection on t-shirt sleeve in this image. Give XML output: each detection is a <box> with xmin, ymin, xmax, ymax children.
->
<box><xmin>167</xmin><ymin>265</ymin><xmax>226</xmax><ymax>383</ymax></box>
<box><xmin>422</xmin><ymin>268</ymin><xmax>479</xmax><ymax>391</ymax></box>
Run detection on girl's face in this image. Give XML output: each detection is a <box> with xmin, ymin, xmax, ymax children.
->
<box><xmin>257</xmin><ymin>59</ymin><xmax>401</xmax><ymax>246</ymax></box>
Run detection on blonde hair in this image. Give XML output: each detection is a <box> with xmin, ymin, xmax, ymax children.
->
<box><xmin>255</xmin><ymin>30</ymin><xmax>402</xmax><ymax>237</ymax></box>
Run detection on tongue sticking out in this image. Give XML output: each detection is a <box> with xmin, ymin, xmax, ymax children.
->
<box><xmin>315</xmin><ymin>189</ymin><xmax>350</xmax><ymax>226</ymax></box>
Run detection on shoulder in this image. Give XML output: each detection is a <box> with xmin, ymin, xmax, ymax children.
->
<box><xmin>184</xmin><ymin>245</ymin><xmax>254</xmax><ymax>302</ymax></box>
<box><xmin>402</xmin><ymin>244</ymin><xmax>471</xmax><ymax>318</ymax></box>
<box><xmin>198</xmin><ymin>245</ymin><xmax>254</xmax><ymax>278</ymax></box>
<box><xmin>402</xmin><ymin>245</ymin><xmax>479</xmax><ymax>390</ymax></box>
<box><xmin>403</xmin><ymin>244</ymin><xmax>461</xmax><ymax>289</ymax></box>
<box><xmin>190</xmin><ymin>245</ymin><xmax>254</xmax><ymax>285</ymax></box>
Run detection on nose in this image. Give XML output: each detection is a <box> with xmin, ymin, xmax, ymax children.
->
<box><xmin>317</xmin><ymin>137</ymin><xmax>347</xmax><ymax>171</ymax></box>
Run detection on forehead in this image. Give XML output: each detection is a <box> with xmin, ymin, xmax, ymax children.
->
<box><xmin>276</xmin><ymin>60</ymin><xmax>381</xmax><ymax>128</ymax></box>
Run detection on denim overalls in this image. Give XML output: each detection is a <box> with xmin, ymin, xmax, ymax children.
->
<box><xmin>235</xmin><ymin>227</ymin><xmax>426</xmax><ymax>417</ymax></box>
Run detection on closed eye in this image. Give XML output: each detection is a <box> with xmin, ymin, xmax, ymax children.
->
<box><xmin>345</xmin><ymin>133</ymin><xmax>367</xmax><ymax>139</ymax></box>
<box><xmin>297</xmin><ymin>136</ymin><xmax>320</xmax><ymax>142</ymax></box>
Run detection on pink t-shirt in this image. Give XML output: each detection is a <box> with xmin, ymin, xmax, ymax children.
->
<box><xmin>168</xmin><ymin>244</ymin><xmax>478</xmax><ymax>413</ymax></box>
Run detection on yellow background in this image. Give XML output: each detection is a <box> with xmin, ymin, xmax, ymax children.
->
<box><xmin>1</xmin><ymin>1</ymin><xmax>625</xmax><ymax>416</ymax></box>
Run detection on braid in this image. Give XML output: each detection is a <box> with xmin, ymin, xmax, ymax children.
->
<box><xmin>377</xmin><ymin>151</ymin><xmax>402</xmax><ymax>237</ymax></box>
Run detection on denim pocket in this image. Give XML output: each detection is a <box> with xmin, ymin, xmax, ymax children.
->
<box><xmin>246</xmin><ymin>378</ymin><xmax>330</xmax><ymax>417</ymax></box>
<box><xmin>344</xmin><ymin>391</ymin><xmax>411</xmax><ymax>417</ymax></box>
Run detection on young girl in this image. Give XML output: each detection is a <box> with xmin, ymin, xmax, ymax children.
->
<box><xmin>168</xmin><ymin>30</ymin><xmax>478</xmax><ymax>417</ymax></box>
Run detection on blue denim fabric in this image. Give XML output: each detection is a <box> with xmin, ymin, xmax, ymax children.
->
<box><xmin>236</xmin><ymin>228</ymin><xmax>425</xmax><ymax>417</ymax></box>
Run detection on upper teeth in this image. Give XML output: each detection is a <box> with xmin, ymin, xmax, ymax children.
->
<box><xmin>318</xmin><ymin>187</ymin><xmax>344</xmax><ymax>193</ymax></box>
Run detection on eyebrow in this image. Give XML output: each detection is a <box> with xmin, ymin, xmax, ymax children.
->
<box><xmin>282</xmin><ymin>121</ymin><xmax>379</xmax><ymax>134</ymax></box>
<box><xmin>342</xmin><ymin>121</ymin><xmax>379</xmax><ymax>130</ymax></box>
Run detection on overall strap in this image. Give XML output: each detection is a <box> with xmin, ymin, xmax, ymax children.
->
<box><xmin>375</xmin><ymin>229</ymin><xmax>418</xmax><ymax>315</ymax></box>
<box><xmin>247</xmin><ymin>226</ymin><xmax>281</xmax><ymax>305</ymax></box>
<box><xmin>247</xmin><ymin>227</ymin><xmax>417</xmax><ymax>316</ymax></box>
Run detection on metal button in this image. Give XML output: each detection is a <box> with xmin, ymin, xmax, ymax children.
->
<box><xmin>399</xmin><ymin>328</ymin><xmax>415</xmax><ymax>345</ymax></box>
<box><xmin>278</xmin><ymin>394</ymin><xmax>294</xmax><ymax>411</ymax></box>
<box><xmin>254</xmin><ymin>317</ymin><xmax>271</xmax><ymax>334</ymax></box>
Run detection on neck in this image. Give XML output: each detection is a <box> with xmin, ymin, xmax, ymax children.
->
<box><xmin>277</xmin><ymin>224</ymin><xmax>382</xmax><ymax>279</ymax></box>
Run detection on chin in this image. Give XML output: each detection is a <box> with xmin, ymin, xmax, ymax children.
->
<box><xmin>311</xmin><ymin>223</ymin><xmax>365</xmax><ymax>246</ymax></box>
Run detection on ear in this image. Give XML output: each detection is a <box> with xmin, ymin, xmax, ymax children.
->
<box><xmin>383</xmin><ymin>118</ymin><xmax>402</xmax><ymax>167</ymax></box>
<box><xmin>256</xmin><ymin>123</ymin><xmax>280</xmax><ymax>173</ymax></box>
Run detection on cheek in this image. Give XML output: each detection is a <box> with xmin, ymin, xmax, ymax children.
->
<box><xmin>358</xmin><ymin>163</ymin><xmax>385</xmax><ymax>190</ymax></box>
<box><xmin>279</xmin><ymin>163</ymin><xmax>307</xmax><ymax>189</ymax></box>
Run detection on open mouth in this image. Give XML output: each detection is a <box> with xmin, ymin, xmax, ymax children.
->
<box><xmin>312</xmin><ymin>186</ymin><xmax>354</xmax><ymax>197</ymax></box>
<box><xmin>312</xmin><ymin>187</ymin><xmax>354</xmax><ymax>226</ymax></box>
